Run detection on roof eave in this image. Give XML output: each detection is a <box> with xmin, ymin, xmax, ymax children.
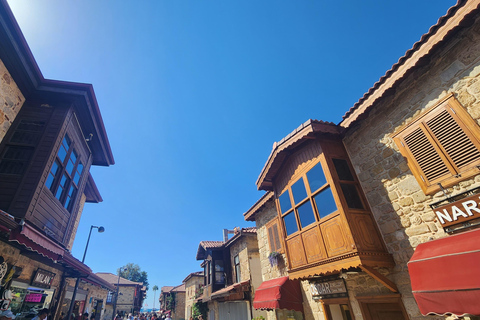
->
<box><xmin>339</xmin><ymin>0</ymin><xmax>479</xmax><ymax>130</ymax></box>
<box><xmin>243</xmin><ymin>192</ymin><xmax>274</xmax><ymax>222</ymax></box>
<box><xmin>256</xmin><ymin>120</ymin><xmax>341</xmax><ymax>191</ymax></box>
<box><xmin>0</xmin><ymin>0</ymin><xmax>114</xmax><ymax>166</ymax></box>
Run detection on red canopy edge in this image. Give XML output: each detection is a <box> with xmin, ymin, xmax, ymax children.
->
<box><xmin>408</xmin><ymin>228</ymin><xmax>480</xmax><ymax>316</ymax></box>
<box><xmin>9</xmin><ymin>223</ymin><xmax>64</xmax><ymax>261</ymax></box>
<box><xmin>253</xmin><ymin>276</ymin><xmax>303</xmax><ymax>313</ymax></box>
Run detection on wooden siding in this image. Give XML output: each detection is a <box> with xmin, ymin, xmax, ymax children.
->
<box><xmin>273</xmin><ymin>138</ymin><xmax>393</xmax><ymax>278</ymax></box>
<box><xmin>27</xmin><ymin>107</ymin><xmax>92</xmax><ymax>246</ymax></box>
<box><xmin>0</xmin><ymin>101</ymin><xmax>54</xmax><ymax>216</ymax></box>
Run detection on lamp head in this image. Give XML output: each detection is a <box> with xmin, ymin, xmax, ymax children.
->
<box><xmin>97</xmin><ymin>226</ymin><xmax>105</xmax><ymax>233</ymax></box>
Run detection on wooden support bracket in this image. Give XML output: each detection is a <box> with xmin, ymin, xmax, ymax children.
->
<box><xmin>359</xmin><ymin>265</ymin><xmax>398</xmax><ymax>293</ymax></box>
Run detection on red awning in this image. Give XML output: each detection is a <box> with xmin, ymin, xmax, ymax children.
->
<box><xmin>211</xmin><ymin>280</ymin><xmax>250</xmax><ymax>300</ymax></box>
<box><xmin>408</xmin><ymin>228</ymin><xmax>480</xmax><ymax>316</ymax></box>
<box><xmin>61</xmin><ymin>251</ymin><xmax>92</xmax><ymax>276</ymax></box>
<box><xmin>253</xmin><ymin>277</ymin><xmax>303</xmax><ymax>313</ymax></box>
<box><xmin>9</xmin><ymin>223</ymin><xmax>64</xmax><ymax>261</ymax></box>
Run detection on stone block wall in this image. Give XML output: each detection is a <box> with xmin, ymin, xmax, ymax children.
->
<box><xmin>184</xmin><ymin>276</ymin><xmax>203</xmax><ymax>319</ymax></box>
<box><xmin>342</xmin><ymin>13</ymin><xmax>480</xmax><ymax>320</ymax></box>
<box><xmin>0</xmin><ymin>58</ymin><xmax>25</xmax><ymax>142</ymax></box>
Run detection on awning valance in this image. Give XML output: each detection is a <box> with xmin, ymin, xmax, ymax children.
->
<box><xmin>211</xmin><ymin>280</ymin><xmax>250</xmax><ymax>300</ymax></box>
<box><xmin>9</xmin><ymin>223</ymin><xmax>64</xmax><ymax>261</ymax></box>
<box><xmin>408</xmin><ymin>228</ymin><xmax>480</xmax><ymax>316</ymax></box>
<box><xmin>253</xmin><ymin>277</ymin><xmax>303</xmax><ymax>313</ymax></box>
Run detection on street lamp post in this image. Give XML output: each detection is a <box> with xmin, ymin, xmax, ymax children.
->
<box><xmin>66</xmin><ymin>226</ymin><xmax>105</xmax><ymax>320</ymax></box>
<box><xmin>111</xmin><ymin>268</ymin><xmax>124</xmax><ymax>320</ymax></box>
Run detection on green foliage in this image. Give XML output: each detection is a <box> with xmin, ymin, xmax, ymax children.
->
<box><xmin>253</xmin><ymin>317</ymin><xmax>265</xmax><ymax>320</ymax></box>
<box><xmin>152</xmin><ymin>285</ymin><xmax>159</xmax><ymax>292</ymax></box>
<box><xmin>165</xmin><ymin>292</ymin><xmax>176</xmax><ymax>311</ymax></box>
<box><xmin>191</xmin><ymin>301</ymin><xmax>208</xmax><ymax>319</ymax></box>
<box><xmin>118</xmin><ymin>263</ymin><xmax>149</xmax><ymax>291</ymax></box>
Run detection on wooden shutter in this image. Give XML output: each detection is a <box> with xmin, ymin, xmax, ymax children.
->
<box><xmin>267</xmin><ymin>219</ymin><xmax>283</xmax><ymax>252</ymax></box>
<box><xmin>402</xmin><ymin>126</ymin><xmax>451</xmax><ymax>183</ymax></box>
<box><xmin>426</xmin><ymin>108</ymin><xmax>480</xmax><ymax>171</ymax></box>
<box><xmin>394</xmin><ymin>95</ymin><xmax>480</xmax><ymax>193</ymax></box>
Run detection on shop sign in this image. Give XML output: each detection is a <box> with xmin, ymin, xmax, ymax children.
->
<box><xmin>433</xmin><ymin>194</ymin><xmax>480</xmax><ymax>227</ymax></box>
<box><xmin>31</xmin><ymin>269</ymin><xmax>55</xmax><ymax>289</ymax></box>
<box><xmin>310</xmin><ymin>279</ymin><xmax>347</xmax><ymax>300</ymax></box>
<box><xmin>0</xmin><ymin>299</ymin><xmax>10</xmax><ymax>310</ymax></box>
<box><xmin>25</xmin><ymin>293</ymin><xmax>43</xmax><ymax>303</ymax></box>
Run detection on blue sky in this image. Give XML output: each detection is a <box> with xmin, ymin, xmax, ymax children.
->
<box><xmin>8</xmin><ymin>0</ymin><xmax>456</xmax><ymax>309</ymax></box>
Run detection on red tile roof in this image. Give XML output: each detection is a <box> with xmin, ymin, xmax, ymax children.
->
<box><xmin>340</xmin><ymin>0</ymin><xmax>478</xmax><ymax>129</ymax></box>
<box><xmin>95</xmin><ymin>272</ymin><xmax>143</xmax><ymax>286</ymax></box>
<box><xmin>243</xmin><ymin>192</ymin><xmax>274</xmax><ymax>222</ymax></box>
<box><xmin>256</xmin><ymin>119</ymin><xmax>341</xmax><ymax>191</ymax></box>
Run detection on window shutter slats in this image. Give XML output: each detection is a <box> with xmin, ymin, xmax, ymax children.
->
<box><xmin>273</xmin><ymin>223</ymin><xmax>281</xmax><ymax>252</ymax></box>
<box><xmin>403</xmin><ymin>127</ymin><xmax>450</xmax><ymax>181</ymax></box>
<box><xmin>426</xmin><ymin>110</ymin><xmax>480</xmax><ymax>170</ymax></box>
<box><xmin>268</xmin><ymin>226</ymin><xmax>275</xmax><ymax>252</ymax></box>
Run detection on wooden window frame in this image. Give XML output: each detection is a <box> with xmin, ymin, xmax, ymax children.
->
<box><xmin>266</xmin><ymin>218</ymin><xmax>284</xmax><ymax>253</ymax></box>
<box><xmin>393</xmin><ymin>94</ymin><xmax>480</xmax><ymax>195</ymax></box>
<box><xmin>46</xmin><ymin>132</ymin><xmax>85</xmax><ymax>211</ymax></box>
<box><xmin>276</xmin><ymin>156</ymin><xmax>340</xmax><ymax>242</ymax></box>
<box><xmin>233</xmin><ymin>254</ymin><xmax>241</xmax><ymax>283</ymax></box>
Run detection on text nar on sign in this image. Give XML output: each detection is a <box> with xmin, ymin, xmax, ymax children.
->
<box><xmin>434</xmin><ymin>194</ymin><xmax>480</xmax><ymax>227</ymax></box>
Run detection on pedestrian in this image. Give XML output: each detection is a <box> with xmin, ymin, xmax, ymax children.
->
<box><xmin>32</xmin><ymin>309</ymin><xmax>49</xmax><ymax>320</ymax></box>
<box><xmin>164</xmin><ymin>314</ymin><xmax>171</xmax><ymax>320</ymax></box>
<box><xmin>0</xmin><ymin>310</ymin><xmax>16</xmax><ymax>320</ymax></box>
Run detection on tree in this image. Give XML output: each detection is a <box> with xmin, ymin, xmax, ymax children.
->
<box><xmin>152</xmin><ymin>285</ymin><xmax>158</xmax><ymax>311</ymax></box>
<box><xmin>118</xmin><ymin>263</ymin><xmax>149</xmax><ymax>291</ymax></box>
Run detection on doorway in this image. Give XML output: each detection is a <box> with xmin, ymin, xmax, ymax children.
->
<box><xmin>356</xmin><ymin>295</ymin><xmax>408</xmax><ymax>320</ymax></box>
<box><xmin>321</xmin><ymin>298</ymin><xmax>354</xmax><ymax>320</ymax></box>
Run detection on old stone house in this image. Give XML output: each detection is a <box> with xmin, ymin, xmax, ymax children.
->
<box><xmin>183</xmin><ymin>272</ymin><xmax>203</xmax><ymax>320</ymax></box>
<box><xmin>159</xmin><ymin>284</ymin><xmax>185</xmax><ymax>320</ymax></box>
<box><xmin>246</xmin><ymin>1</ymin><xmax>480</xmax><ymax>320</ymax></box>
<box><xmin>195</xmin><ymin>227</ymin><xmax>266</xmax><ymax>320</ymax></box>
<box><xmin>95</xmin><ymin>273</ymin><xmax>145</xmax><ymax>319</ymax></box>
<box><xmin>0</xmin><ymin>2</ymin><xmax>114</xmax><ymax>320</ymax></box>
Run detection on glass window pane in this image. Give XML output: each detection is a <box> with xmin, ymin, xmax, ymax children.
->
<box><xmin>74</xmin><ymin>162</ymin><xmax>83</xmax><ymax>185</ymax></box>
<box><xmin>63</xmin><ymin>135</ymin><xmax>71</xmax><ymax>148</ymax></box>
<box><xmin>313</xmin><ymin>187</ymin><xmax>337</xmax><ymax>219</ymax></box>
<box><xmin>283</xmin><ymin>212</ymin><xmax>298</xmax><ymax>236</ymax></box>
<box><xmin>306</xmin><ymin>162</ymin><xmax>327</xmax><ymax>193</ymax></box>
<box><xmin>57</xmin><ymin>145</ymin><xmax>67</xmax><ymax>163</ymax></box>
<box><xmin>56</xmin><ymin>174</ymin><xmax>68</xmax><ymax>200</ymax></box>
<box><xmin>66</xmin><ymin>160</ymin><xmax>74</xmax><ymax>176</ymax></box>
<box><xmin>297</xmin><ymin>200</ymin><xmax>316</xmax><ymax>228</ymax></box>
<box><xmin>291</xmin><ymin>178</ymin><xmax>307</xmax><ymax>204</ymax></box>
<box><xmin>340</xmin><ymin>184</ymin><xmax>364</xmax><ymax>209</ymax></box>
<box><xmin>278</xmin><ymin>191</ymin><xmax>292</xmax><ymax>213</ymax></box>
<box><xmin>333</xmin><ymin>158</ymin><xmax>354</xmax><ymax>181</ymax></box>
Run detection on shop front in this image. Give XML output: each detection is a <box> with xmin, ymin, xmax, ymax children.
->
<box><xmin>9</xmin><ymin>271</ymin><xmax>57</xmax><ymax>320</ymax></box>
<box><xmin>60</xmin><ymin>287</ymin><xmax>88</xmax><ymax>320</ymax></box>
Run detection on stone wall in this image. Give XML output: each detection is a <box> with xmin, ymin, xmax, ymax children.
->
<box><xmin>104</xmin><ymin>286</ymin><xmax>136</xmax><ymax>319</ymax></box>
<box><xmin>342</xmin><ymin>13</ymin><xmax>480</xmax><ymax>320</ymax></box>
<box><xmin>184</xmin><ymin>276</ymin><xmax>203</xmax><ymax>319</ymax></box>
<box><xmin>0</xmin><ymin>58</ymin><xmax>25</xmax><ymax>142</ymax></box>
<box><xmin>0</xmin><ymin>240</ymin><xmax>63</xmax><ymax>288</ymax></box>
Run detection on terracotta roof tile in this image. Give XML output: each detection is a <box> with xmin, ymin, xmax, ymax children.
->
<box><xmin>340</xmin><ymin>0</ymin><xmax>478</xmax><ymax>128</ymax></box>
<box><xmin>95</xmin><ymin>272</ymin><xmax>143</xmax><ymax>286</ymax></box>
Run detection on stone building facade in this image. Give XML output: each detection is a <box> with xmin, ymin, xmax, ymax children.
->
<box><xmin>0</xmin><ymin>3</ymin><xmax>114</xmax><ymax>320</ymax></box>
<box><xmin>246</xmin><ymin>1</ymin><xmax>480</xmax><ymax>320</ymax></box>
<box><xmin>95</xmin><ymin>273</ymin><xmax>145</xmax><ymax>319</ymax></box>
<box><xmin>183</xmin><ymin>272</ymin><xmax>203</xmax><ymax>320</ymax></box>
<box><xmin>0</xmin><ymin>59</ymin><xmax>24</xmax><ymax>141</ymax></box>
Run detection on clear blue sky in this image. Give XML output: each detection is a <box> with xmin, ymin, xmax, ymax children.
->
<box><xmin>8</xmin><ymin>0</ymin><xmax>455</xmax><ymax>310</ymax></box>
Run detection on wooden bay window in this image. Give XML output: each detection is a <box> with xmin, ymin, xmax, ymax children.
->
<box><xmin>273</xmin><ymin>138</ymin><xmax>392</xmax><ymax>278</ymax></box>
